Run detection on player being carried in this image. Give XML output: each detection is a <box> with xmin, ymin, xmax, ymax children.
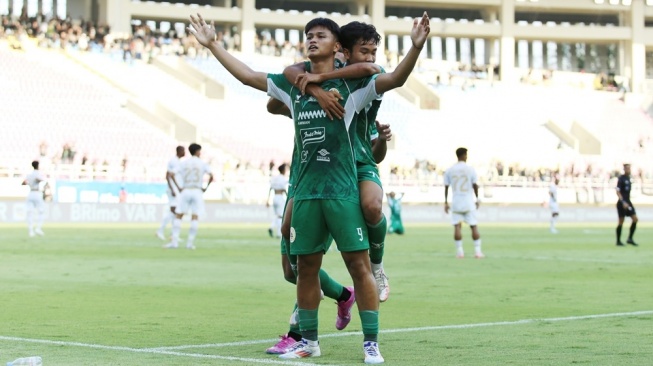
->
<box><xmin>188</xmin><ymin>11</ymin><xmax>430</xmax><ymax>364</ymax></box>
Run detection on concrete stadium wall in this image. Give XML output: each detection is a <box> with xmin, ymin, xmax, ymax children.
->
<box><xmin>0</xmin><ymin>201</ymin><xmax>650</xmax><ymax>224</ymax></box>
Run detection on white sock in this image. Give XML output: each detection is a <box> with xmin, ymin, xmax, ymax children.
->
<box><xmin>187</xmin><ymin>220</ymin><xmax>199</xmax><ymax>246</ymax></box>
<box><xmin>455</xmin><ymin>240</ymin><xmax>463</xmax><ymax>255</ymax></box>
<box><xmin>371</xmin><ymin>261</ymin><xmax>383</xmax><ymax>273</ymax></box>
<box><xmin>171</xmin><ymin>218</ymin><xmax>182</xmax><ymax>246</ymax></box>
<box><xmin>474</xmin><ymin>239</ymin><xmax>482</xmax><ymax>254</ymax></box>
<box><xmin>550</xmin><ymin>216</ymin><xmax>557</xmax><ymax>230</ymax></box>
<box><xmin>159</xmin><ymin>211</ymin><xmax>174</xmax><ymax>233</ymax></box>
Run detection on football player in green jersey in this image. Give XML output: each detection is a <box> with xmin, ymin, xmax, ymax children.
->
<box><xmin>188</xmin><ymin>12</ymin><xmax>430</xmax><ymax>364</ymax></box>
<box><xmin>270</xmin><ymin>21</ymin><xmax>393</xmax><ymax>303</ymax></box>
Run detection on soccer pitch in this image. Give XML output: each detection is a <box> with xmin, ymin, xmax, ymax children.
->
<box><xmin>1</xmin><ymin>223</ymin><xmax>651</xmax><ymax>365</ymax></box>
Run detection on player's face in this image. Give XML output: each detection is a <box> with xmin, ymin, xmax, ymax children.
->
<box><xmin>345</xmin><ymin>40</ymin><xmax>377</xmax><ymax>64</ymax></box>
<box><xmin>305</xmin><ymin>26</ymin><xmax>339</xmax><ymax>59</ymax></box>
<box><xmin>624</xmin><ymin>165</ymin><xmax>631</xmax><ymax>175</ymax></box>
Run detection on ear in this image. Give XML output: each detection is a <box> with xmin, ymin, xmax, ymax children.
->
<box><xmin>333</xmin><ymin>41</ymin><xmax>342</xmax><ymax>54</ymax></box>
<box><xmin>342</xmin><ymin>48</ymin><xmax>351</xmax><ymax>60</ymax></box>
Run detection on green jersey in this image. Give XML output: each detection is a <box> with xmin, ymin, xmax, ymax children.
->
<box><xmin>354</xmin><ymin>66</ymin><xmax>385</xmax><ymax>166</ymax></box>
<box><xmin>267</xmin><ymin>73</ymin><xmax>380</xmax><ymax>203</ymax></box>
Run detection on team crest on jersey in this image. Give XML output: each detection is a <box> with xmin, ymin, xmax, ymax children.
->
<box><xmin>300</xmin><ymin>127</ymin><xmax>325</xmax><ymax>147</ymax></box>
<box><xmin>317</xmin><ymin>149</ymin><xmax>330</xmax><ymax>162</ymax></box>
<box><xmin>301</xmin><ymin>150</ymin><xmax>309</xmax><ymax>163</ymax></box>
<box><xmin>290</xmin><ymin>227</ymin><xmax>296</xmax><ymax>243</ymax></box>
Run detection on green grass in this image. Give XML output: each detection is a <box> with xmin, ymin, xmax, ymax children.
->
<box><xmin>0</xmin><ymin>222</ymin><xmax>652</xmax><ymax>365</ymax></box>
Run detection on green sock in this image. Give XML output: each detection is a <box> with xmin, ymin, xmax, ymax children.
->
<box><xmin>360</xmin><ymin>310</ymin><xmax>379</xmax><ymax>342</ymax></box>
<box><xmin>368</xmin><ymin>215</ymin><xmax>387</xmax><ymax>264</ymax></box>
<box><xmin>298</xmin><ymin>308</ymin><xmax>319</xmax><ymax>341</ymax></box>
<box><xmin>319</xmin><ymin>269</ymin><xmax>344</xmax><ymax>300</ymax></box>
<box><xmin>288</xmin><ymin>302</ymin><xmax>301</xmax><ymax>337</ymax></box>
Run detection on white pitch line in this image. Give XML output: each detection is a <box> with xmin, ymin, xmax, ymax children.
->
<box><xmin>148</xmin><ymin>310</ymin><xmax>653</xmax><ymax>351</ymax></box>
<box><xmin>0</xmin><ymin>336</ymin><xmax>334</xmax><ymax>366</ymax></box>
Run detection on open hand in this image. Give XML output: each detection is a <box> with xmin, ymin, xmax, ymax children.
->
<box><xmin>187</xmin><ymin>13</ymin><xmax>217</xmax><ymax>48</ymax></box>
<box><xmin>411</xmin><ymin>11</ymin><xmax>431</xmax><ymax>50</ymax></box>
<box><xmin>312</xmin><ymin>88</ymin><xmax>344</xmax><ymax>120</ymax></box>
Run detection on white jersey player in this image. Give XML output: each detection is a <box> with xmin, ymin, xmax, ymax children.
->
<box><xmin>156</xmin><ymin>146</ymin><xmax>186</xmax><ymax>241</ymax></box>
<box><xmin>549</xmin><ymin>175</ymin><xmax>560</xmax><ymax>234</ymax></box>
<box><xmin>22</xmin><ymin>160</ymin><xmax>46</xmax><ymax>237</ymax></box>
<box><xmin>443</xmin><ymin>147</ymin><xmax>484</xmax><ymax>259</ymax></box>
<box><xmin>266</xmin><ymin>163</ymin><xmax>289</xmax><ymax>238</ymax></box>
<box><xmin>164</xmin><ymin>143</ymin><xmax>213</xmax><ymax>250</ymax></box>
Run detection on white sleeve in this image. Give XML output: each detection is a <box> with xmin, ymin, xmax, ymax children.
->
<box><xmin>267</xmin><ymin>78</ymin><xmax>293</xmax><ymax>110</ymax></box>
<box><xmin>470</xmin><ymin>168</ymin><xmax>478</xmax><ymax>184</ymax></box>
<box><xmin>443</xmin><ymin>170</ymin><xmax>450</xmax><ymax>186</ymax></box>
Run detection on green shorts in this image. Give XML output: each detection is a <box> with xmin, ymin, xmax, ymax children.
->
<box><xmin>290</xmin><ymin>199</ymin><xmax>369</xmax><ymax>255</ymax></box>
<box><xmin>357</xmin><ymin>163</ymin><xmax>382</xmax><ymax>188</ymax></box>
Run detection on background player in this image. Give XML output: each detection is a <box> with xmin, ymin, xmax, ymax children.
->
<box><xmin>157</xmin><ymin>145</ymin><xmax>185</xmax><ymax>241</ymax></box>
<box><xmin>549</xmin><ymin>175</ymin><xmax>560</xmax><ymax>234</ymax></box>
<box><xmin>386</xmin><ymin>191</ymin><xmax>405</xmax><ymax>235</ymax></box>
<box><xmin>616</xmin><ymin>163</ymin><xmax>638</xmax><ymax>246</ymax></box>
<box><xmin>444</xmin><ymin>147</ymin><xmax>484</xmax><ymax>259</ymax></box>
<box><xmin>267</xmin><ymin>163</ymin><xmax>288</xmax><ymax>238</ymax></box>
<box><xmin>165</xmin><ymin>143</ymin><xmax>213</xmax><ymax>250</ymax></box>
<box><xmin>22</xmin><ymin>160</ymin><xmax>46</xmax><ymax>237</ymax></box>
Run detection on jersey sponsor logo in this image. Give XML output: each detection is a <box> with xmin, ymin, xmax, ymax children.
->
<box><xmin>301</xmin><ymin>150</ymin><xmax>309</xmax><ymax>163</ymax></box>
<box><xmin>317</xmin><ymin>149</ymin><xmax>330</xmax><ymax>162</ymax></box>
<box><xmin>298</xmin><ymin>120</ymin><xmax>310</xmax><ymax>125</ymax></box>
<box><xmin>300</xmin><ymin>127</ymin><xmax>325</xmax><ymax>147</ymax></box>
<box><xmin>297</xmin><ymin>110</ymin><xmax>327</xmax><ymax>121</ymax></box>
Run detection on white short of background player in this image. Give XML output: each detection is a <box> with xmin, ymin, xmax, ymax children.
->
<box><xmin>549</xmin><ymin>175</ymin><xmax>560</xmax><ymax>234</ymax></box>
<box><xmin>164</xmin><ymin>143</ymin><xmax>213</xmax><ymax>250</ymax></box>
<box><xmin>266</xmin><ymin>163</ymin><xmax>288</xmax><ymax>238</ymax></box>
<box><xmin>22</xmin><ymin>160</ymin><xmax>46</xmax><ymax>237</ymax></box>
<box><xmin>443</xmin><ymin>148</ymin><xmax>484</xmax><ymax>259</ymax></box>
<box><xmin>156</xmin><ymin>145</ymin><xmax>186</xmax><ymax>241</ymax></box>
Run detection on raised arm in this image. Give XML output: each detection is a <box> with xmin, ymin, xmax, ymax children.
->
<box><xmin>375</xmin><ymin>12</ymin><xmax>430</xmax><ymax>94</ymax></box>
<box><xmin>188</xmin><ymin>14</ymin><xmax>268</xmax><ymax>91</ymax></box>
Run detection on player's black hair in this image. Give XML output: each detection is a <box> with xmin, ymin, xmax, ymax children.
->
<box><xmin>456</xmin><ymin>147</ymin><xmax>468</xmax><ymax>159</ymax></box>
<box><xmin>31</xmin><ymin>160</ymin><xmax>39</xmax><ymax>169</ymax></box>
<box><xmin>339</xmin><ymin>21</ymin><xmax>381</xmax><ymax>53</ymax></box>
<box><xmin>304</xmin><ymin>18</ymin><xmax>340</xmax><ymax>41</ymax></box>
<box><xmin>176</xmin><ymin>145</ymin><xmax>185</xmax><ymax>154</ymax></box>
<box><xmin>189</xmin><ymin>143</ymin><xmax>202</xmax><ymax>156</ymax></box>
<box><xmin>278</xmin><ymin>163</ymin><xmax>287</xmax><ymax>175</ymax></box>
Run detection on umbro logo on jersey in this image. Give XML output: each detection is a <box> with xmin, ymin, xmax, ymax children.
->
<box><xmin>317</xmin><ymin>149</ymin><xmax>330</xmax><ymax>162</ymax></box>
<box><xmin>300</xmin><ymin>127</ymin><xmax>325</xmax><ymax>146</ymax></box>
<box><xmin>297</xmin><ymin>110</ymin><xmax>327</xmax><ymax>120</ymax></box>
